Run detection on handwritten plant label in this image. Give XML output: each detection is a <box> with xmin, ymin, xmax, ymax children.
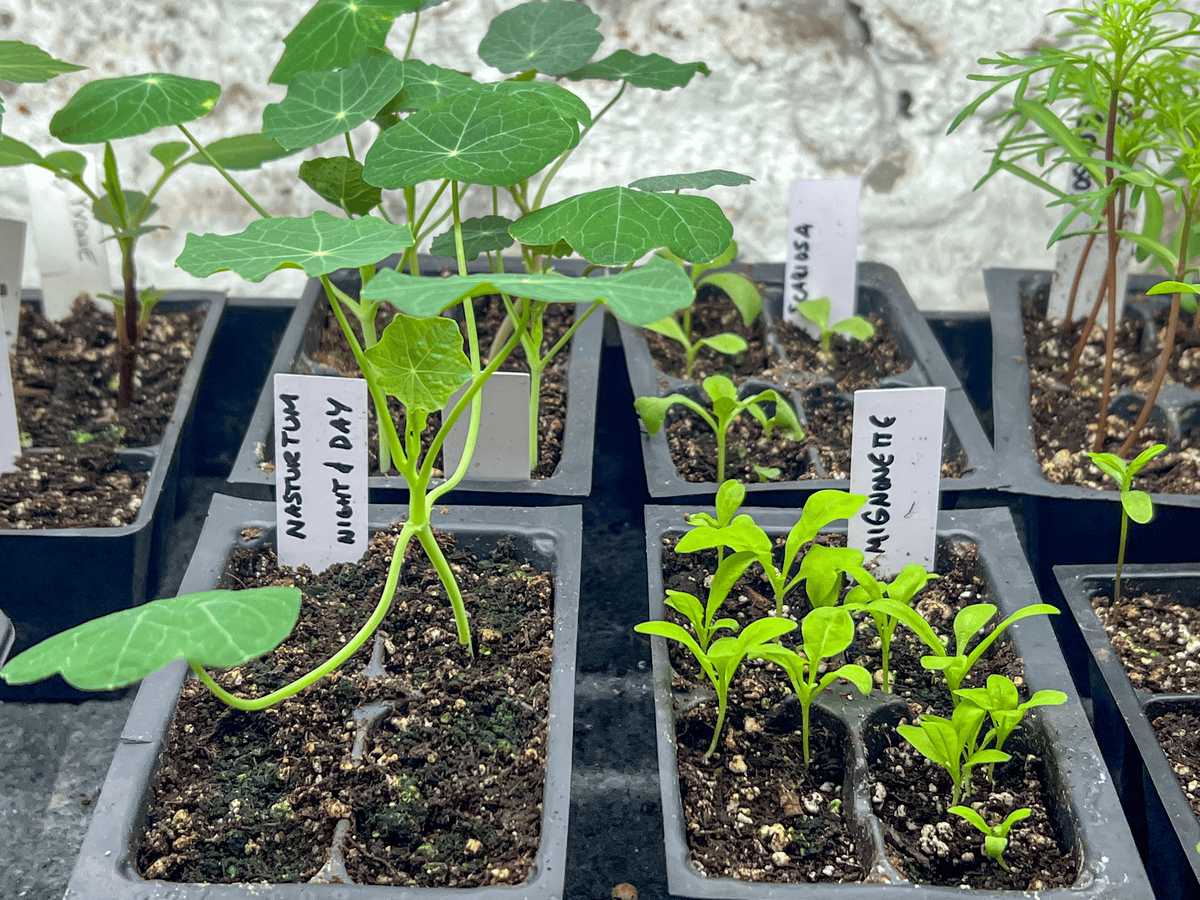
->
<box><xmin>442</xmin><ymin>371</ymin><xmax>531</xmax><ymax>480</ymax></box>
<box><xmin>783</xmin><ymin>178</ymin><xmax>861</xmax><ymax>335</ymax></box>
<box><xmin>0</xmin><ymin>218</ymin><xmax>26</xmax><ymax>345</ymax></box>
<box><xmin>1048</xmin><ymin>139</ymin><xmax>1131</xmax><ymax>321</ymax></box>
<box><xmin>848</xmin><ymin>387</ymin><xmax>945</xmax><ymax>576</ymax></box>
<box><xmin>274</xmin><ymin>373</ymin><xmax>367</xmax><ymax>570</ymax></box>
<box><xmin>26</xmin><ymin>161</ymin><xmax>112</xmax><ymax>321</ymax></box>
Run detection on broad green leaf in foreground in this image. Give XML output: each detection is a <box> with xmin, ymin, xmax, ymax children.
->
<box><xmin>385</xmin><ymin>59</ymin><xmax>477</xmax><ymax>113</ymax></box>
<box><xmin>0</xmin><ymin>588</ymin><xmax>302</xmax><ymax>691</ymax></box>
<box><xmin>265</xmin><ymin>48</ymin><xmax>407</xmax><ymax>150</ymax></box>
<box><xmin>363</xmin><ymin>255</ymin><xmax>694</xmax><ymax>326</ymax></box>
<box><xmin>270</xmin><ymin>0</ymin><xmax>425</xmax><ymax>85</ymax></box>
<box><xmin>629</xmin><ymin>170</ymin><xmax>753</xmax><ymax>192</ymax></box>
<box><xmin>184</xmin><ymin>133</ymin><xmax>296</xmax><ymax>169</ymax></box>
<box><xmin>50</xmin><ymin>73</ymin><xmax>220</xmax><ymax>144</ymax></box>
<box><xmin>568</xmin><ymin>49</ymin><xmax>710</xmax><ymax>90</ymax></box>
<box><xmin>0</xmin><ymin>135</ymin><xmax>45</xmax><ymax>167</ymax></box>
<box><xmin>363</xmin><ymin>82</ymin><xmax>579</xmax><ymax>187</ymax></box>
<box><xmin>509</xmin><ymin>186</ymin><xmax>732</xmax><ymax>266</ymax></box>
<box><xmin>0</xmin><ymin>40</ymin><xmax>84</xmax><ymax>82</ymax></box>
<box><xmin>363</xmin><ymin>313</ymin><xmax>471</xmax><ymax>415</ymax></box>
<box><xmin>299</xmin><ymin>157</ymin><xmax>382</xmax><ymax>216</ymax></box>
<box><xmin>177</xmin><ymin>210</ymin><xmax>413</xmax><ymax>281</ymax></box>
<box><xmin>430</xmin><ymin>215</ymin><xmax>515</xmax><ymax>260</ymax></box>
<box><xmin>478</xmin><ymin>0</ymin><xmax>603</xmax><ymax>76</ymax></box>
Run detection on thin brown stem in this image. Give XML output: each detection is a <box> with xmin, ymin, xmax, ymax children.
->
<box><xmin>1063</xmin><ymin>231</ymin><xmax>1099</xmax><ymax>324</ymax></box>
<box><xmin>1093</xmin><ymin>90</ymin><xmax>1122</xmax><ymax>452</ymax></box>
<box><xmin>1065</xmin><ymin>276</ymin><xmax>1109</xmax><ymax>381</ymax></box>
<box><xmin>117</xmin><ymin>244</ymin><xmax>138</xmax><ymax>409</ymax></box>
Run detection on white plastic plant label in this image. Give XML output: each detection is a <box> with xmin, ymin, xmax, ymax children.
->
<box><xmin>0</xmin><ymin>218</ymin><xmax>26</xmax><ymax>345</ymax></box>
<box><xmin>1047</xmin><ymin>149</ymin><xmax>1132</xmax><ymax>321</ymax></box>
<box><xmin>26</xmin><ymin>161</ymin><xmax>112</xmax><ymax>321</ymax></box>
<box><xmin>847</xmin><ymin>387</ymin><xmax>945</xmax><ymax>576</ymax></box>
<box><xmin>783</xmin><ymin>178</ymin><xmax>861</xmax><ymax>335</ymax></box>
<box><xmin>274</xmin><ymin>373</ymin><xmax>368</xmax><ymax>571</ymax></box>
<box><xmin>442</xmin><ymin>371</ymin><xmax>531</xmax><ymax>481</ymax></box>
<box><xmin>0</xmin><ymin>322</ymin><xmax>21</xmax><ymax>473</ymax></box>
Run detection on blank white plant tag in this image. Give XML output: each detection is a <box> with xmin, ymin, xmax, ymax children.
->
<box><xmin>848</xmin><ymin>387</ymin><xmax>945</xmax><ymax>577</ymax></box>
<box><xmin>783</xmin><ymin>178</ymin><xmax>861</xmax><ymax>335</ymax></box>
<box><xmin>1047</xmin><ymin>152</ymin><xmax>1132</xmax><ymax>321</ymax></box>
<box><xmin>26</xmin><ymin>162</ymin><xmax>112</xmax><ymax>321</ymax></box>
<box><xmin>0</xmin><ymin>218</ymin><xmax>26</xmax><ymax>345</ymax></box>
<box><xmin>274</xmin><ymin>373</ymin><xmax>367</xmax><ymax>571</ymax></box>
<box><xmin>442</xmin><ymin>371</ymin><xmax>531</xmax><ymax>481</ymax></box>
<box><xmin>0</xmin><ymin>323</ymin><xmax>21</xmax><ymax>473</ymax></box>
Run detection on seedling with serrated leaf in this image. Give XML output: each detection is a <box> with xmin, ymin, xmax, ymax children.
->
<box><xmin>1087</xmin><ymin>443</ymin><xmax>1166</xmax><ymax>605</ymax></box>
<box><xmin>845</xmin><ymin>563</ymin><xmax>938</xmax><ymax>693</ymax></box>
<box><xmin>898</xmin><ymin>703</ymin><xmax>1010</xmax><ymax>806</ymax></box>
<box><xmin>752</xmin><ymin>606</ymin><xmax>872</xmax><ymax>763</ymax></box>
<box><xmin>635</xmin><ymin>615</ymin><xmax>796</xmax><ymax>760</ymax></box>
<box><xmin>635</xmin><ymin>376</ymin><xmax>802</xmax><ymax>485</ymax></box>
<box><xmin>676</xmin><ymin>480</ymin><xmax>866</xmax><ymax>614</ymax></box>
<box><xmin>794</xmin><ymin>296</ymin><xmax>875</xmax><ymax>355</ymax></box>
<box><xmin>949</xmin><ymin>805</ymin><xmax>1031</xmax><ymax>872</ymax></box>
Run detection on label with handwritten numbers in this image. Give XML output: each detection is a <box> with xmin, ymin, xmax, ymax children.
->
<box><xmin>274</xmin><ymin>373</ymin><xmax>367</xmax><ymax>570</ymax></box>
<box><xmin>1048</xmin><ymin>127</ymin><xmax>1131</xmax><ymax>321</ymax></box>
<box><xmin>783</xmin><ymin>178</ymin><xmax>861</xmax><ymax>334</ymax></box>
<box><xmin>847</xmin><ymin>387</ymin><xmax>945</xmax><ymax>576</ymax></box>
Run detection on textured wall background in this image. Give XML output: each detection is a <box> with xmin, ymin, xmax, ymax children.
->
<box><xmin>1</xmin><ymin>0</ymin><xmax>1084</xmax><ymax>309</ymax></box>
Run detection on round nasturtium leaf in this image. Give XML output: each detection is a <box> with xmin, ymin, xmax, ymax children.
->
<box><xmin>299</xmin><ymin>157</ymin><xmax>383</xmax><ymax>216</ymax></box>
<box><xmin>0</xmin><ymin>588</ymin><xmax>302</xmax><ymax>691</ymax></box>
<box><xmin>270</xmin><ymin>0</ymin><xmax>425</xmax><ymax>85</ymax></box>
<box><xmin>429</xmin><ymin>215</ymin><xmax>515</xmax><ymax>260</ymax></box>
<box><xmin>478</xmin><ymin>0</ymin><xmax>602</xmax><ymax>76</ymax></box>
<box><xmin>363</xmin><ymin>314</ymin><xmax>472</xmax><ymax>415</ymax></box>
<box><xmin>568</xmin><ymin>49</ymin><xmax>710</xmax><ymax>90</ymax></box>
<box><xmin>629</xmin><ymin>170</ymin><xmax>753</xmax><ymax>192</ymax></box>
<box><xmin>50</xmin><ymin>73</ymin><xmax>220</xmax><ymax>144</ymax></box>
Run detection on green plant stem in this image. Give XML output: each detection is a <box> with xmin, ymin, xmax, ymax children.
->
<box><xmin>176</xmin><ymin>123</ymin><xmax>271</xmax><ymax>220</ymax></box>
<box><xmin>403</xmin><ymin>10</ymin><xmax>420</xmax><ymax>60</ymax></box>
<box><xmin>1115</xmin><ymin>503</ymin><xmax>1129</xmax><ymax>605</ymax></box>
<box><xmin>705</xmin><ymin>691</ymin><xmax>727</xmax><ymax>759</ymax></box>
<box><xmin>190</xmin><ymin>522</ymin><xmax>419</xmax><ymax>710</ymax></box>
<box><xmin>344</xmin><ymin>130</ymin><xmax>356</xmax><ymax>162</ymax></box>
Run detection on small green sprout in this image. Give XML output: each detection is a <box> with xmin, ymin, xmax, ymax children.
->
<box><xmin>1086</xmin><ymin>443</ymin><xmax>1166</xmax><ymax>605</ymax></box>
<box><xmin>948</xmin><ymin>805</ymin><xmax>1031</xmax><ymax>872</ymax></box>
<box><xmin>752</xmin><ymin>606</ymin><xmax>873</xmax><ymax>764</ymax></box>
<box><xmin>635</xmin><ymin>615</ymin><xmax>796</xmax><ymax>760</ymax></box>
<box><xmin>794</xmin><ymin>297</ymin><xmax>875</xmax><ymax>354</ymax></box>
<box><xmin>676</xmin><ymin>481</ymin><xmax>866</xmax><ymax>614</ymax></box>
<box><xmin>954</xmin><ymin>673</ymin><xmax>1067</xmax><ymax>781</ymax></box>
<box><xmin>662</xmin><ymin>550</ymin><xmax>756</xmax><ymax>652</ymax></box>
<box><xmin>898</xmin><ymin>703</ymin><xmax>1009</xmax><ymax>806</ymax></box>
<box><xmin>635</xmin><ymin>375</ymin><xmax>803</xmax><ymax>484</ymax></box>
<box><xmin>844</xmin><ymin>564</ymin><xmax>938</xmax><ymax>693</ymax></box>
<box><xmin>753</xmin><ymin>464</ymin><xmax>781</xmax><ymax>483</ymax></box>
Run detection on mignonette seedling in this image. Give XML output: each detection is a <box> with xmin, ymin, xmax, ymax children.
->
<box><xmin>949</xmin><ymin>805</ymin><xmax>1032</xmax><ymax>872</ymax></box>
<box><xmin>898</xmin><ymin>703</ymin><xmax>1010</xmax><ymax>807</ymax></box>
<box><xmin>1086</xmin><ymin>442</ymin><xmax>1166</xmax><ymax>605</ymax></box>
<box><xmin>634</xmin><ymin>375</ymin><xmax>803</xmax><ymax>484</ymax></box>
<box><xmin>954</xmin><ymin>673</ymin><xmax>1067</xmax><ymax>780</ymax></box>
<box><xmin>844</xmin><ymin>563</ymin><xmax>937</xmax><ymax>693</ymax></box>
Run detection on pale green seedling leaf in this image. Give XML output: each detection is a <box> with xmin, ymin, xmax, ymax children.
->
<box><xmin>363</xmin><ymin>313</ymin><xmax>471</xmax><ymax>416</ymax></box>
<box><xmin>43</xmin><ymin>150</ymin><xmax>87</xmax><ymax>177</ymax></box>
<box><xmin>0</xmin><ymin>135</ymin><xmax>44</xmax><ymax>167</ymax></box>
<box><xmin>478</xmin><ymin>0</ymin><xmax>602</xmax><ymax>76</ymax></box>
<box><xmin>698</xmin><ymin>272</ymin><xmax>762</xmax><ymax>327</ymax></box>
<box><xmin>429</xmin><ymin>215</ymin><xmax>515</xmax><ymax>260</ymax></box>
<box><xmin>1148</xmin><ymin>280</ymin><xmax>1200</xmax><ymax>296</ymax></box>
<box><xmin>629</xmin><ymin>170</ymin><xmax>753</xmax><ymax>192</ymax></box>
<box><xmin>363</xmin><ymin>82</ymin><xmax>578</xmax><ymax>188</ymax></box>
<box><xmin>633</xmin><ymin>394</ymin><xmax>683</xmax><ymax>436</ymax></box>
<box><xmin>697</xmin><ymin>333</ymin><xmax>747</xmax><ymax>355</ymax></box>
<box><xmin>1123</xmin><ymin>489</ymin><xmax>1154</xmax><ymax>524</ymax></box>
<box><xmin>270</xmin><ymin>0</ymin><xmax>425</xmax><ymax>85</ymax></box>
<box><xmin>802</xmin><ymin>606</ymin><xmax>855</xmax><ymax>661</ymax></box>
<box><xmin>177</xmin><ymin>210</ymin><xmax>414</xmax><ymax>281</ymax></box>
<box><xmin>299</xmin><ymin>157</ymin><xmax>382</xmax><ymax>216</ymax></box>
<box><xmin>567</xmin><ymin>49</ymin><xmax>710</xmax><ymax>90</ymax></box>
<box><xmin>0</xmin><ymin>588</ymin><xmax>302</xmax><ymax>691</ymax></box>
<box><xmin>643</xmin><ymin>315</ymin><xmax>688</xmax><ymax>344</ymax></box>
<box><xmin>50</xmin><ymin>74</ymin><xmax>220</xmax><ymax>144</ymax></box>
<box><xmin>789</xmin><ymin>490</ymin><xmax>868</xmax><ymax>560</ymax></box>
<box><xmin>0</xmin><ymin>40</ymin><xmax>85</xmax><ymax>83</ymax></box>
<box><xmin>509</xmin><ymin>186</ymin><xmax>732</xmax><ymax>267</ymax></box>
<box><xmin>150</xmin><ymin>140</ymin><xmax>190</xmax><ymax>169</ymax></box>
<box><xmin>835</xmin><ymin>316</ymin><xmax>876</xmax><ymax>341</ymax></box>
<box><xmin>265</xmin><ymin>48</ymin><xmax>407</xmax><ymax>150</ymax></box>
<box><xmin>185</xmin><ymin>133</ymin><xmax>295</xmax><ymax>169</ymax></box>
<box><xmin>362</xmin><ymin>255</ymin><xmax>693</xmax><ymax>326</ymax></box>
<box><xmin>796</xmin><ymin>297</ymin><xmax>831</xmax><ymax>328</ymax></box>
<box><xmin>1087</xmin><ymin>451</ymin><xmax>1127</xmax><ymax>485</ymax></box>
<box><xmin>1128</xmin><ymin>443</ymin><xmax>1167</xmax><ymax>477</ymax></box>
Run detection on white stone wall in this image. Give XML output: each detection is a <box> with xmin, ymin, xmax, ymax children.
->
<box><xmin>0</xmin><ymin>0</ymin><xmax>1096</xmax><ymax>309</ymax></box>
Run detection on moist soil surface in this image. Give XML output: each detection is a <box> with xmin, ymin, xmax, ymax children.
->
<box><xmin>0</xmin><ymin>298</ymin><xmax>203</xmax><ymax>529</ymax></box>
<box><xmin>1023</xmin><ymin>287</ymin><xmax>1200</xmax><ymax>494</ymax></box>
<box><xmin>658</xmin><ymin>536</ymin><xmax>1079</xmax><ymax>888</ymax></box>
<box><xmin>1089</xmin><ymin>589</ymin><xmax>1200</xmax><ymax>694</ymax></box>
<box><xmin>305</xmin><ymin>295</ymin><xmax>572</xmax><ymax>479</ymax></box>
<box><xmin>1151</xmin><ymin>710</ymin><xmax>1200</xmax><ymax>823</ymax></box>
<box><xmin>138</xmin><ymin>526</ymin><xmax>554</xmax><ymax>887</ymax></box>
<box><xmin>645</xmin><ymin>288</ymin><xmax>963</xmax><ymax>483</ymax></box>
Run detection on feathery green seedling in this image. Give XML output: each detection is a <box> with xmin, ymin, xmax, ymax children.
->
<box><xmin>949</xmin><ymin>806</ymin><xmax>1031</xmax><ymax>872</ymax></box>
<box><xmin>794</xmin><ymin>297</ymin><xmax>875</xmax><ymax>355</ymax></box>
<box><xmin>635</xmin><ymin>375</ymin><xmax>803</xmax><ymax>484</ymax></box>
<box><xmin>752</xmin><ymin>606</ymin><xmax>872</xmax><ymax>763</ymax></box>
<box><xmin>844</xmin><ymin>564</ymin><xmax>938</xmax><ymax>693</ymax></box>
<box><xmin>1087</xmin><ymin>443</ymin><xmax>1166</xmax><ymax>605</ymax></box>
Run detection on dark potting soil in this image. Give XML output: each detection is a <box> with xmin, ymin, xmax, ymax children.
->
<box><xmin>0</xmin><ymin>298</ymin><xmax>203</xmax><ymax>528</ymax></box>
<box><xmin>647</xmin><ymin>289</ymin><xmax>962</xmax><ymax>483</ymax></box>
<box><xmin>138</xmin><ymin>527</ymin><xmax>554</xmax><ymax>887</ymax></box>
<box><xmin>1022</xmin><ymin>291</ymin><xmax>1200</xmax><ymax>495</ymax></box>
<box><xmin>1151</xmin><ymin>710</ymin><xmax>1200</xmax><ymax>823</ymax></box>
<box><xmin>1089</xmin><ymin>589</ymin><xmax>1200</xmax><ymax>694</ymax></box>
<box><xmin>658</xmin><ymin>536</ymin><xmax>1078</xmax><ymax>887</ymax></box>
<box><xmin>307</xmin><ymin>295</ymin><xmax>571</xmax><ymax>479</ymax></box>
